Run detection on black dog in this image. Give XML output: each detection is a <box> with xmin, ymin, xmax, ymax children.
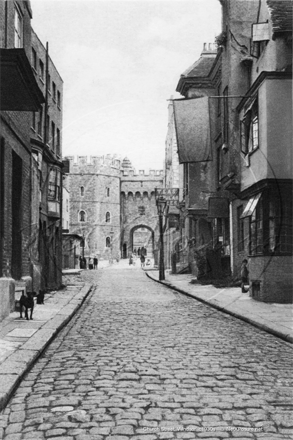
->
<box><xmin>19</xmin><ymin>292</ymin><xmax>34</xmax><ymax>320</ymax></box>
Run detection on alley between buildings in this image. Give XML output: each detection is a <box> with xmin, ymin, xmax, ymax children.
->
<box><xmin>1</xmin><ymin>267</ymin><xmax>292</xmax><ymax>440</ymax></box>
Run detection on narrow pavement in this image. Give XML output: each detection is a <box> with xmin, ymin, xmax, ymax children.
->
<box><xmin>1</xmin><ymin>267</ymin><xmax>292</xmax><ymax>440</ymax></box>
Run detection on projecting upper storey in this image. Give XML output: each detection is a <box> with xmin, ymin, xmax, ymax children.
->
<box><xmin>0</xmin><ymin>1</ymin><xmax>44</xmax><ymax>111</ymax></box>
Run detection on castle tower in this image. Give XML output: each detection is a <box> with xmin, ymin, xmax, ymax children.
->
<box><xmin>66</xmin><ymin>156</ymin><xmax>121</xmax><ymax>261</ymax></box>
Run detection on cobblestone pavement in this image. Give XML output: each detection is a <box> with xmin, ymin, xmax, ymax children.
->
<box><xmin>1</xmin><ymin>268</ymin><xmax>293</xmax><ymax>440</ymax></box>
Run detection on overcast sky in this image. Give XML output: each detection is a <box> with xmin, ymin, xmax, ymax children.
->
<box><xmin>31</xmin><ymin>0</ymin><xmax>222</xmax><ymax>171</ymax></box>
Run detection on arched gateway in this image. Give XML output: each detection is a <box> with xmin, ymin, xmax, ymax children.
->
<box><xmin>130</xmin><ymin>224</ymin><xmax>155</xmax><ymax>257</ymax></box>
<box><xmin>120</xmin><ymin>158</ymin><xmax>163</xmax><ymax>259</ymax></box>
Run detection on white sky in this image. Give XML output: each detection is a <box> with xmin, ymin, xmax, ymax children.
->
<box><xmin>31</xmin><ymin>0</ymin><xmax>222</xmax><ymax>171</ymax></box>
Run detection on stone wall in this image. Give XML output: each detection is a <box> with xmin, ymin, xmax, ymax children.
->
<box><xmin>66</xmin><ymin>155</ymin><xmax>121</xmax><ymax>260</ymax></box>
<box><xmin>66</xmin><ymin>156</ymin><xmax>164</xmax><ymax>260</ymax></box>
<box><xmin>120</xmin><ymin>171</ymin><xmax>163</xmax><ymax>257</ymax></box>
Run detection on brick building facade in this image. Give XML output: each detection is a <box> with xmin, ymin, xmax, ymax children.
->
<box><xmin>30</xmin><ymin>29</ymin><xmax>64</xmax><ymax>292</ymax></box>
<box><xmin>0</xmin><ymin>0</ymin><xmax>45</xmax><ymax>319</ymax></box>
<box><xmin>0</xmin><ymin>0</ymin><xmax>64</xmax><ymax>320</ymax></box>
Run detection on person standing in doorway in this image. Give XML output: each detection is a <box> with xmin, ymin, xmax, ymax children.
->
<box><xmin>93</xmin><ymin>257</ymin><xmax>98</xmax><ymax>269</ymax></box>
<box><xmin>241</xmin><ymin>258</ymin><xmax>249</xmax><ymax>293</ymax></box>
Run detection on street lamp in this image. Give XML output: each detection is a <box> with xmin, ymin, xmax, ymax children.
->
<box><xmin>156</xmin><ymin>196</ymin><xmax>167</xmax><ymax>281</ymax></box>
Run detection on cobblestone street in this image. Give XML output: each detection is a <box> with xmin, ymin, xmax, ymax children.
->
<box><xmin>1</xmin><ymin>267</ymin><xmax>292</xmax><ymax>440</ymax></box>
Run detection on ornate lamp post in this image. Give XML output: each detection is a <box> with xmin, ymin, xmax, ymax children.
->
<box><xmin>155</xmin><ymin>188</ymin><xmax>179</xmax><ymax>281</ymax></box>
<box><xmin>156</xmin><ymin>196</ymin><xmax>167</xmax><ymax>281</ymax></box>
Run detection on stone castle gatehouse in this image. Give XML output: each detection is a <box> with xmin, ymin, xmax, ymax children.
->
<box><xmin>65</xmin><ymin>155</ymin><xmax>163</xmax><ymax>261</ymax></box>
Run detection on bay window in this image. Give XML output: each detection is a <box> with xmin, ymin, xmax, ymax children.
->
<box><xmin>241</xmin><ymin>99</ymin><xmax>259</xmax><ymax>155</ymax></box>
<box><xmin>48</xmin><ymin>168</ymin><xmax>61</xmax><ymax>201</ymax></box>
<box><xmin>242</xmin><ymin>188</ymin><xmax>292</xmax><ymax>256</ymax></box>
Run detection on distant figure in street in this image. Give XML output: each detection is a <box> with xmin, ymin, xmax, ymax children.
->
<box><xmin>93</xmin><ymin>257</ymin><xmax>98</xmax><ymax>269</ymax></box>
<box><xmin>241</xmin><ymin>259</ymin><xmax>249</xmax><ymax>293</ymax></box>
<box><xmin>89</xmin><ymin>258</ymin><xmax>93</xmax><ymax>270</ymax></box>
<box><xmin>140</xmin><ymin>254</ymin><xmax>145</xmax><ymax>268</ymax></box>
<box><xmin>129</xmin><ymin>255</ymin><xmax>133</xmax><ymax>265</ymax></box>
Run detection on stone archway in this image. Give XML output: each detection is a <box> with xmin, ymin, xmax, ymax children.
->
<box><xmin>129</xmin><ymin>224</ymin><xmax>155</xmax><ymax>258</ymax></box>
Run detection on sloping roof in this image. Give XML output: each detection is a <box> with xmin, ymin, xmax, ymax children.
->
<box><xmin>181</xmin><ymin>56</ymin><xmax>216</xmax><ymax>78</ymax></box>
<box><xmin>267</xmin><ymin>0</ymin><xmax>293</xmax><ymax>37</ymax></box>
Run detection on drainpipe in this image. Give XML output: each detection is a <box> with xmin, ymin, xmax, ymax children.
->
<box><xmin>43</xmin><ymin>42</ymin><xmax>49</xmax><ymax>148</ymax></box>
<box><xmin>229</xmin><ymin>201</ymin><xmax>233</xmax><ymax>275</ymax></box>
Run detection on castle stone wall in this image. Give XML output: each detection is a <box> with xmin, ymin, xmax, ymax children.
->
<box><xmin>65</xmin><ymin>155</ymin><xmax>163</xmax><ymax>260</ymax></box>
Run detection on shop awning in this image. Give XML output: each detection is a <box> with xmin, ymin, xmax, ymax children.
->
<box><xmin>208</xmin><ymin>197</ymin><xmax>229</xmax><ymax>218</ymax></box>
<box><xmin>173</xmin><ymin>96</ymin><xmax>213</xmax><ymax>163</ymax></box>
<box><xmin>240</xmin><ymin>193</ymin><xmax>262</xmax><ymax>218</ymax></box>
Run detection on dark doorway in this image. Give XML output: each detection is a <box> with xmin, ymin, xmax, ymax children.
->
<box><xmin>0</xmin><ymin>138</ymin><xmax>4</xmax><ymax>277</ymax></box>
<box><xmin>0</xmin><ymin>138</ymin><xmax>5</xmax><ymax>277</ymax></box>
<box><xmin>123</xmin><ymin>243</ymin><xmax>127</xmax><ymax>258</ymax></box>
<box><xmin>11</xmin><ymin>151</ymin><xmax>22</xmax><ymax>279</ymax></box>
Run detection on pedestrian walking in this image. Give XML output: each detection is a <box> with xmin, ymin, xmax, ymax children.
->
<box><xmin>241</xmin><ymin>258</ymin><xmax>249</xmax><ymax>293</ymax></box>
<box><xmin>140</xmin><ymin>254</ymin><xmax>145</xmax><ymax>268</ymax></box>
<box><xmin>93</xmin><ymin>257</ymin><xmax>98</xmax><ymax>269</ymax></box>
<box><xmin>89</xmin><ymin>258</ymin><xmax>93</xmax><ymax>270</ymax></box>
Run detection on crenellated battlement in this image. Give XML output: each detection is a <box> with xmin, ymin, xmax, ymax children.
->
<box><xmin>65</xmin><ymin>155</ymin><xmax>122</xmax><ymax>174</ymax></box>
<box><xmin>65</xmin><ymin>155</ymin><xmax>164</xmax><ymax>178</ymax></box>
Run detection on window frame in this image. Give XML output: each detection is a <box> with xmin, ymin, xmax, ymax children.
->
<box><xmin>79</xmin><ymin>210</ymin><xmax>86</xmax><ymax>222</ymax></box>
<box><xmin>37</xmin><ymin>107</ymin><xmax>43</xmax><ymax>137</ymax></box>
<box><xmin>14</xmin><ymin>5</ymin><xmax>23</xmax><ymax>48</ymax></box>
<box><xmin>249</xmin><ymin>196</ymin><xmax>263</xmax><ymax>255</ymax></box>
<box><xmin>52</xmin><ymin>82</ymin><xmax>56</xmax><ymax>101</ymax></box>
<box><xmin>56</xmin><ymin>128</ymin><xmax>61</xmax><ymax>156</ymax></box>
<box><xmin>31</xmin><ymin>112</ymin><xmax>36</xmax><ymax>131</ymax></box>
<box><xmin>57</xmin><ymin>91</ymin><xmax>61</xmax><ymax>109</ymax></box>
<box><xmin>47</xmin><ymin>74</ymin><xmax>51</xmax><ymax>94</ymax></box>
<box><xmin>39</xmin><ymin>60</ymin><xmax>44</xmax><ymax>82</ymax></box>
<box><xmin>237</xmin><ymin>205</ymin><xmax>245</xmax><ymax>252</ymax></box>
<box><xmin>48</xmin><ymin>168</ymin><xmax>61</xmax><ymax>202</ymax></box>
<box><xmin>105</xmin><ymin>212</ymin><xmax>111</xmax><ymax>223</ymax></box>
<box><xmin>51</xmin><ymin>121</ymin><xmax>55</xmax><ymax>151</ymax></box>
<box><xmin>247</xmin><ymin>190</ymin><xmax>292</xmax><ymax>256</ymax></box>
<box><xmin>240</xmin><ymin>98</ymin><xmax>259</xmax><ymax>155</ymax></box>
<box><xmin>31</xmin><ymin>48</ymin><xmax>37</xmax><ymax>71</ymax></box>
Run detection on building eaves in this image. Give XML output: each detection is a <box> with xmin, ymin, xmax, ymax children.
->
<box><xmin>176</xmin><ymin>45</ymin><xmax>219</xmax><ymax>96</ymax></box>
<box><xmin>267</xmin><ymin>0</ymin><xmax>293</xmax><ymax>39</ymax></box>
<box><xmin>181</xmin><ymin>56</ymin><xmax>216</xmax><ymax>79</ymax></box>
